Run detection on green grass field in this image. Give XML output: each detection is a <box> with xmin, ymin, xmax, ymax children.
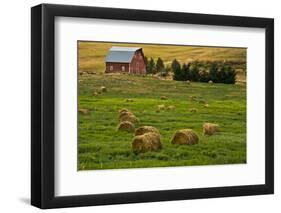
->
<box><xmin>78</xmin><ymin>74</ymin><xmax>246</xmax><ymax>170</ymax></box>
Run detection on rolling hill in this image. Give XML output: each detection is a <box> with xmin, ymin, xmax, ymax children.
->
<box><xmin>78</xmin><ymin>41</ymin><xmax>247</xmax><ymax>74</ymax></box>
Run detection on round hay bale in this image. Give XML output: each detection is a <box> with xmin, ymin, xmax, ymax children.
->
<box><xmin>204</xmin><ymin>104</ymin><xmax>209</xmax><ymax>108</ymax></box>
<box><xmin>132</xmin><ymin>132</ymin><xmax>162</xmax><ymax>153</ymax></box>
<box><xmin>117</xmin><ymin>121</ymin><xmax>135</xmax><ymax>132</ymax></box>
<box><xmin>171</xmin><ymin>129</ymin><xmax>199</xmax><ymax>145</ymax></box>
<box><xmin>186</xmin><ymin>80</ymin><xmax>191</xmax><ymax>85</ymax></box>
<box><xmin>119</xmin><ymin>112</ymin><xmax>139</xmax><ymax>124</ymax></box>
<box><xmin>135</xmin><ymin>126</ymin><xmax>160</xmax><ymax>136</ymax></box>
<box><xmin>190</xmin><ymin>108</ymin><xmax>198</xmax><ymax>113</ymax></box>
<box><xmin>160</xmin><ymin>96</ymin><xmax>168</xmax><ymax>100</ymax></box>
<box><xmin>93</xmin><ymin>91</ymin><xmax>98</xmax><ymax>96</ymax></box>
<box><xmin>157</xmin><ymin>104</ymin><xmax>166</xmax><ymax>111</ymax></box>
<box><xmin>167</xmin><ymin>105</ymin><xmax>175</xmax><ymax>111</ymax></box>
<box><xmin>119</xmin><ymin>108</ymin><xmax>130</xmax><ymax>114</ymax></box>
<box><xmin>100</xmin><ymin>86</ymin><xmax>107</xmax><ymax>92</ymax></box>
<box><xmin>208</xmin><ymin>80</ymin><xmax>213</xmax><ymax>84</ymax></box>
<box><xmin>148</xmin><ymin>133</ymin><xmax>162</xmax><ymax>150</ymax></box>
<box><xmin>78</xmin><ymin>108</ymin><xmax>90</xmax><ymax>115</ymax></box>
<box><xmin>119</xmin><ymin>111</ymin><xmax>133</xmax><ymax>119</ymax></box>
<box><xmin>203</xmin><ymin>123</ymin><xmax>219</xmax><ymax>135</ymax></box>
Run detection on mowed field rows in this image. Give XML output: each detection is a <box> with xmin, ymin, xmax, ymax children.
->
<box><xmin>78</xmin><ymin>74</ymin><xmax>246</xmax><ymax>170</ymax></box>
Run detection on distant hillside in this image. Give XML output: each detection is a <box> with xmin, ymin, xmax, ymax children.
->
<box><xmin>78</xmin><ymin>41</ymin><xmax>246</xmax><ymax>74</ymax></box>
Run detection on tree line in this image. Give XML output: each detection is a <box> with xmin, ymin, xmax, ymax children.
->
<box><xmin>144</xmin><ymin>56</ymin><xmax>237</xmax><ymax>84</ymax></box>
<box><xmin>144</xmin><ymin>57</ymin><xmax>168</xmax><ymax>76</ymax></box>
<box><xmin>171</xmin><ymin>59</ymin><xmax>237</xmax><ymax>84</ymax></box>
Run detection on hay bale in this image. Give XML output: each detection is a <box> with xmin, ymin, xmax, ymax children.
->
<box><xmin>204</xmin><ymin>104</ymin><xmax>209</xmax><ymax>108</ymax></box>
<box><xmin>132</xmin><ymin>132</ymin><xmax>162</xmax><ymax>153</ymax></box>
<box><xmin>119</xmin><ymin>111</ymin><xmax>133</xmax><ymax>119</ymax></box>
<box><xmin>171</xmin><ymin>129</ymin><xmax>199</xmax><ymax>145</ymax></box>
<box><xmin>78</xmin><ymin>108</ymin><xmax>90</xmax><ymax>115</ymax></box>
<box><xmin>119</xmin><ymin>111</ymin><xmax>139</xmax><ymax>124</ymax></box>
<box><xmin>117</xmin><ymin>121</ymin><xmax>135</xmax><ymax>132</ymax></box>
<box><xmin>100</xmin><ymin>86</ymin><xmax>107</xmax><ymax>92</ymax></box>
<box><xmin>186</xmin><ymin>80</ymin><xmax>191</xmax><ymax>85</ymax></box>
<box><xmin>119</xmin><ymin>108</ymin><xmax>130</xmax><ymax>114</ymax></box>
<box><xmin>190</xmin><ymin>108</ymin><xmax>198</xmax><ymax>113</ymax></box>
<box><xmin>167</xmin><ymin>105</ymin><xmax>175</xmax><ymax>111</ymax></box>
<box><xmin>203</xmin><ymin>123</ymin><xmax>219</xmax><ymax>135</ymax></box>
<box><xmin>208</xmin><ymin>80</ymin><xmax>213</xmax><ymax>84</ymax></box>
<box><xmin>157</xmin><ymin>104</ymin><xmax>166</xmax><ymax>111</ymax></box>
<box><xmin>160</xmin><ymin>96</ymin><xmax>168</xmax><ymax>100</ymax></box>
<box><xmin>135</xmin><ymin>126</ymin><xmax>160</xmax><ymax>136</ymax></box>
<box><xmin>93</xmin><ymin>91</ymin><xmax>98</xmax><ymax>96</ymax></box>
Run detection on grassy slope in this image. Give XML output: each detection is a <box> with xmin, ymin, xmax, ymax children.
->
<box><xmin>78</xmin><ymin>41</ymin><xmax>247</xmax><ymax>73</ymax></box>
<box><xmin>78</xmin><ymin>74</ymin><xmax>246</xmax><ymax>170</ymax></box>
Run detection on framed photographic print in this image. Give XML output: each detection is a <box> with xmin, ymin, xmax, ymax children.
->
<box><xmin>31</xmin><ymin>3</ymin><xmax>274</xmax><ymax>209</ymax></box>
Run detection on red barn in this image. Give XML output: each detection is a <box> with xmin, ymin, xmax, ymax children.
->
<box><xmin>105</xmin><ymin>46</ymin><xmax>146</xmax><ymax>74</ymax></box>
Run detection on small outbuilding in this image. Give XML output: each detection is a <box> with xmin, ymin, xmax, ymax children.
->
<box><xmin>105</xmin><ymin>46</ymin><xmax>146</xmax><ymax>74</ymax></box>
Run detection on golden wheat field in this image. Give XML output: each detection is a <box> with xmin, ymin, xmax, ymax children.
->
<box><xmin>78</xmin><ymin>41</ymin><xmax>246</xmax><ymax>75</ymax></box>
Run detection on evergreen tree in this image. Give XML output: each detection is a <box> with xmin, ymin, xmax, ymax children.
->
<box><xmin>209</xmin><ymin>62</ymin><xmax>219</xmax><ymax>82</ymax></box>
<box><xmin>156</xmin><ymin>57</ymin><xmax>165</xmax><ymax>73</ymax></box>
<box><xmin>189</xmin><ymin>62</ymin><xmax>200</xmax><ymax>81</ymax></box>
<box><xmin>172</xmin><ymin>60</ymin><xmax>182</xmax><ymax>81</ymax></box>
<box><xmin>171</xmin><ymin>59</ymin><xmax>181</xmax><ymax>73</ymax></box>
<box><xmin>182</xmin><ymin>63</ymin><xmax>191</xmax><ymax>81</ymax></box>
<box><xmin>147</xmin><ymin>57</ymin><xmax>155</xmax><ymax>74</ymax></box>
<box><xmin>224</xmin><ymin>64</ymin><xmax>237</xmax><ymax>84</ymax></box>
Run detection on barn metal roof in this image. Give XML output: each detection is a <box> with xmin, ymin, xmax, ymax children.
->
<box><xmin>105</xmin><ymin>46</ymin><xmax>141</xmax><ymax>63</ymax></box>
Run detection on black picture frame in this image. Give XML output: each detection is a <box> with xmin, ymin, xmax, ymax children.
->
<box><xmin>31</xmin><ymin>3</ymin><xmax>274</xmax><ymax>209</ymax></box>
